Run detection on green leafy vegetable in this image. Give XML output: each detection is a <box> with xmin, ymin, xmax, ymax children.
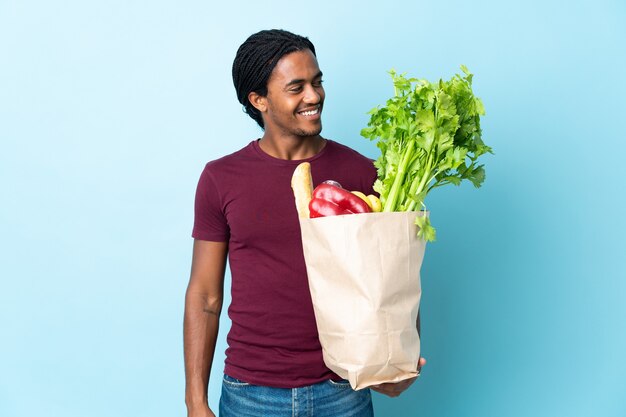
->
<box><xmin>361</xmin><ymin>66</ymin><xmax>492</xmax><ymax>241</ymax></box>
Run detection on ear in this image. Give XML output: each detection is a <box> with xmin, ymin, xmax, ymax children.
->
<box><xmin>248</xmin><ymin>91</ymin><xmax>267</xmax><ymax>113</ymax></box>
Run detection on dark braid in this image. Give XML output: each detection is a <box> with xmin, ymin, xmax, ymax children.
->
<box><xmin>232</xmin><ymin>29</ymin><xmax>316</xmax><ymax>128</ymax></box>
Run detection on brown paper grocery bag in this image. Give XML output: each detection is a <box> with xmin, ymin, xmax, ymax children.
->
<box><xmin>299</xmin><ymin>211</ymin><xmax>427</xmax><ymax>390</ymax></box>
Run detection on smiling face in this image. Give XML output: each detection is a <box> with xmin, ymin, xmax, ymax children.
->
<box><xmin>249</xmin><ymin>49</ymin><xmax>325</xmax><ymax>139</ymax></box>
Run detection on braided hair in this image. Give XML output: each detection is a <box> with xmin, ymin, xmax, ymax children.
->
<box><xmin>232</xmin><ymin>29</ymin><xmax>316</xmax><ymax>128</ymax></box>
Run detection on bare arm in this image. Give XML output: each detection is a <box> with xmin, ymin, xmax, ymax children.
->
<box><xmin>184</xmin><ymin>240</ymin><xmax>228</xmax><ymax>417</ymax></box>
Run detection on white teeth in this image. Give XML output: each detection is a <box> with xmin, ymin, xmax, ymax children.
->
<box><xmin>300</xmin><ymin>108</ymin><xmax>319</xmax><ymax>116</ymax></box>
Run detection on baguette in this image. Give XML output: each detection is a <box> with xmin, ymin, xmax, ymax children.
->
<box><xmin>291</xmin><ymin>162</ymin><xmax>313</xmax><ymax>218</ymax></box>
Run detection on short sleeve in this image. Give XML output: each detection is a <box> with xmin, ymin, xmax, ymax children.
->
<box><xmin>192</xmin><ymin>166</ymin><xmax>230</xmax><ymax>242</ymax></box>
<box><xmin>365</xmin><ymin>159</ymin><xmax>378</xmax><ymax>196</ymax></box>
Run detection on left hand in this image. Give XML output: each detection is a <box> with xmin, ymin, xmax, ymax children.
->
<box><xmin>370</xmin><ymin>357</ymin><xmax>426</xmax><ymax>398</ymax></box>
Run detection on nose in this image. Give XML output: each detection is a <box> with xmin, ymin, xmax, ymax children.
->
<box><xmin>303</xmin><ymin>84</ymin><xmax>322</xmax><ymax>104</ymax></box>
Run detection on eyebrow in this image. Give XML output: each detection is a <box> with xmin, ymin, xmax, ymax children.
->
<box><xmin>285</xmin><ymin>71</ymin><xmax>324</xmax><ymax>87</ymax></box>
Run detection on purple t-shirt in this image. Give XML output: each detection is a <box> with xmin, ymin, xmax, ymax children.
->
<box><xmin>192</xmin><ymin>139</ymin><xmax>377</xmax><ymax>388</ymax></box>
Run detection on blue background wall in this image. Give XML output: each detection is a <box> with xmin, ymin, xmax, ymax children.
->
<box><xmin>1</xmin><ymin>0</ymin><xmax>624</xmax><ymax>416</ymax></box>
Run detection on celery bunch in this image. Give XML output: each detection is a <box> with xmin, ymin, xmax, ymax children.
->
<box><xmin>361</xmin><ymin>66</ymin><xmax>492</xmax><ymax>241</ymax></box>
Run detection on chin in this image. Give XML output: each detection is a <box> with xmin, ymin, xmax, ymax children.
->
<box><xmin>295</xmin><ymin>124</ymin><xmax>323</xmax><ymax>137</ymax></box>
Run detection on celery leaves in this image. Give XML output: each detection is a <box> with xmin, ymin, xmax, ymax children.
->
<box><xmin>361</xmin><ymin>67</ymin><xmax>492</xmax><ymax>241</ymax></box>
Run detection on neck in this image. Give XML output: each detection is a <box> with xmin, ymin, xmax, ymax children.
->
<box><xmin>258</xmin><ymin>134</ymin><xmax>326</xmax><ymax>160</ymax></box>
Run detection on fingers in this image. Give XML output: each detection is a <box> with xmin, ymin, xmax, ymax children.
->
<box><xmin>370</xmin><ymin>378</ymin><xmax>416</xmax><ymax>397</ymax></box>
<box><xmin>417</xmin><ymin>357</ymin><xmax>426</xmax><ymax>373</ymax></box>
<box><xmin>369</xmin><ymin>358</ymin><xmax>427</xmax><ymax>398</ymax></box>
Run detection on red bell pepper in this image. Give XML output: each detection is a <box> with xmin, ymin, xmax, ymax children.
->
<box><xmin>309</xmin><ymin>183</ymin><xmax>372</xmax><ymax>218</ymax></box>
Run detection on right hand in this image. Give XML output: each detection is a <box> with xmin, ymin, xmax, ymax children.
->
<box><xmin>370</xmin><ymin>357</ymin><xmax>427</xmax><ymax>398</ymax></box>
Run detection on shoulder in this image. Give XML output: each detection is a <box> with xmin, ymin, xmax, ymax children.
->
<box><xmin>195</xmin><ymin>142</ymin><xmax>257</xmax><ymax>194</ymax></box>
<box><xmin>325</xmin><ymin>139</ymin><xmax>375</xmax><ymax>165</ymax></box>
<box><xmin>318</xmin><ymin>140</ymin><xmax>377</xmax><ymax>193</ymax></box>
<box><xmin>198</xmin><ymin>141</ymin><xmax>262</xmax><ymax>185</ymax></box>
<box><xmin>204</xmin><ymin>142</ymin><xmax>256</xmax><ymax>172</ymax></box>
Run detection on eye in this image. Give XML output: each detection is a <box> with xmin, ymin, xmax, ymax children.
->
<box><xmin>289</xmin><ymin>86</ymin><xmax>303</xmax><ymax>93</ymax></box>
<box><xmin>313</xmin><ymin>79</ymin><xmax>324</xmax><ymax>87</ymax></box>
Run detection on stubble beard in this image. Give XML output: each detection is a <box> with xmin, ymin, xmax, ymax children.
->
<box><xmin>294</xmin><ymin>122</ymin><xmax>322</xmax><ymax>138</ymax></box>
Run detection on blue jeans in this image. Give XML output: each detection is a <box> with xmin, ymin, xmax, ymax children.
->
<box><xmin>219</xmin><ymin>374</ymin><xmax>374</xmax><ymax>417</ymax></box>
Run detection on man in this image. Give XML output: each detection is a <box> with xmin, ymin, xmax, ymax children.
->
<box><xmin>184</xmin><ymin>29</ymin><xmax>425</xmax><ymax>417</ymax></box>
